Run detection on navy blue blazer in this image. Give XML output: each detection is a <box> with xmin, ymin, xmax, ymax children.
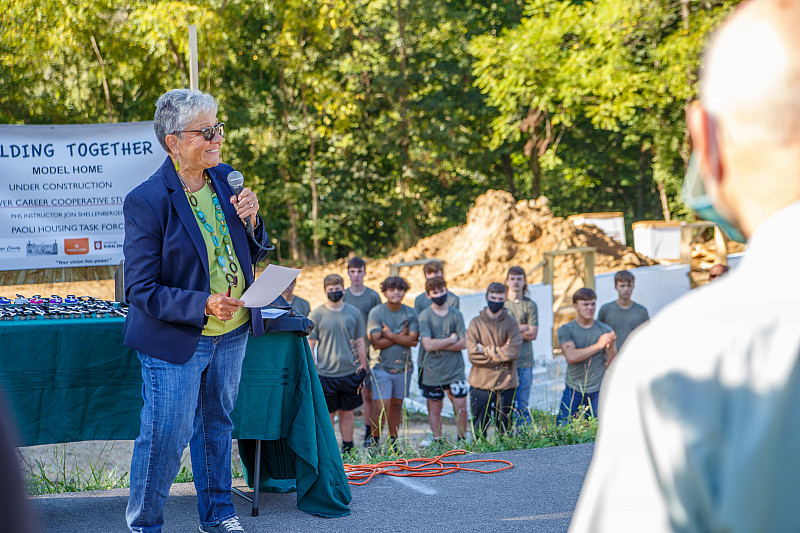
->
<box><xmin>122</xmin><ymin>156</ymin><xmax>272</xmax><ymax>363</ymax></box>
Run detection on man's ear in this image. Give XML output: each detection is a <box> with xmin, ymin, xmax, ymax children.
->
<box><xmin>687</xmin><ymin>102</ymin><xmax>724</xmax><ymax>191</ymax></box>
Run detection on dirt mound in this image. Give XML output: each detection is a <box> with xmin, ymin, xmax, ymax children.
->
<box><xmin>295</xmin><ymin>190</ymin><xmax>654</xmax><ymax>308</ymax></box>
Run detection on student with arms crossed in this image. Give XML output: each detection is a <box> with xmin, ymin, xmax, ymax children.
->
<box><xmin>556</xmin><ymin>288</ymin><xmax>616</xmax><ymax>426</ymax></box>
<box><xmin>597</xmin><ymin>270</ymin><xmax>649</xmax><ymax>352</ymax></box>
<box><xmin>418</xmin><ymin>276</ymin><xmax>469</xmax><ymax>443</ymax></box>
<box><xmin>366</xmin><ymin>276</ymin><xmax>419</xmax><ymax>447</ymax></box>
<box><xmin>308</xmin><ymin>274</ymin><xmax>367</xmax><ymax>454</ymax></box>
<box><xmin>466</xmin><ymin>282</ymin><xmax>522</xmax><ymax>440</ymax></box>
<box><xmin>342</xmin><ymin>256</ymin><xmax>382</xmax><ymax>445</ymax></box>
<box><xmin>504</xmin><ymin>266</ymin><xmax>538</xmax><ymax>426</ymax></box>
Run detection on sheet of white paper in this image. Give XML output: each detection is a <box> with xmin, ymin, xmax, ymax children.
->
<box><xmin>241</xmin><ymin>265</ymin><xmax>302</xmax><ymax>308</ymax></box>
<box><xmin>260</xmin><ymin>308</ymin><xmax>289</xmax><ymax>319</ymax></box>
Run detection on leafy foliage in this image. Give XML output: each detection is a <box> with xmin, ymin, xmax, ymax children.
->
<box><xmin>2</xmin><ymin>0</ymin><xmax>741</xmax><ymax>261</ymax></box>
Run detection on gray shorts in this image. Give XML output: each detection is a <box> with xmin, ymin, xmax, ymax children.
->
<box><xmin>370</xmin><ymin>366</ymin><xmax>412</xmax><ymax>400</ymax></box>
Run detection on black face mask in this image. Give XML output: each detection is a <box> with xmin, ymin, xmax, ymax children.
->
<box><xmin>327</xmin><ymin>290</ymin><xmax>344</xmax><ymax>303</ymax></box>
<box><xmin>430</xmin><ymin>294</ymin><xmax>448</xmax><ymax>306</ymax></box>
<box><xmin>487</xmin><ymin>300</ymin><xmax>504</xmax><ymax>313</ymax></box>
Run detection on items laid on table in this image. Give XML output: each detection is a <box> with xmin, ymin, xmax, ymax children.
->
<box><xmin>0</xmin><ymin>295</ymin><xmax>128</xmax><ymax>320</ymax></box>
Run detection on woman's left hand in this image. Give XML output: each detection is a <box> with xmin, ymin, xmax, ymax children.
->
<box><xmin>231</xmin><ymin>187</ymin><xmax>259</xmax><ymax>229</ymax></box>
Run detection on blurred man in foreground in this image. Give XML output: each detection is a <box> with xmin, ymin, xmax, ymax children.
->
<box><xmin>571</xmin><ymin>1</ymin><xmax>800</xmax><ymax>531</ymax></box>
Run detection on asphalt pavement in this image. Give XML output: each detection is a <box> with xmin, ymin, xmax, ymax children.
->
<box><xmin>31</xmin><ymin>443</ymin><xmax>593</xmax><ymax>533</ymax></box>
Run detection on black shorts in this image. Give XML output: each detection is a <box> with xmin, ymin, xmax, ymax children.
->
<box><xmin>319</xmin><ymin>370</ymin><xmax>365</xmax><ymax>413</ymax></box>
<box><xmin>419</xmin><ymin>379</ymin><xmax>469</xmax><ymax>401</ymax></box>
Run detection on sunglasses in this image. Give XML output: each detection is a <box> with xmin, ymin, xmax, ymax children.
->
<box><xmin>179</xmin><ymin>122</ymin><xmax>225</xmax><ymax>141</ymax></box>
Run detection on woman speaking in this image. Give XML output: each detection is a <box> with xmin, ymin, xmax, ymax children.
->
<box><xmin>123</xmin><ymin>89</ymin><xmax>271</xmax><ymax>533</ymax></box>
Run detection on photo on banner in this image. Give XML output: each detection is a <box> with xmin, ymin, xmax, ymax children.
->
<box><xmin>0</xmin><ymin>122</ymin><xmax>166</xmax><ymax>271</ymax></box>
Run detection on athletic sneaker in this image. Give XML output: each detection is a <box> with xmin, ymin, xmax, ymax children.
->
<box><xmin>419</xmin><ymin>432</ymin><xmax>435</xmax><ymax>447</ymax></box>
<box><xmin>199</xmin><ymin>516</ymin><xmax>244</xmax><ymax>532</ymax></box>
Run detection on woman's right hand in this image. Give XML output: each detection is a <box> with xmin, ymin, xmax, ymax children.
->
<box><xmin>205</xmin><ymin>294</ymin><xmax>244</xmax><ymax>321</ymax></box>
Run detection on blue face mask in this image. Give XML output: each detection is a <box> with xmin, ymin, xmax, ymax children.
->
<box><xmin>681</xmin><ymin>154</ymin><xmax>747</xmax><ymax>243</ymax></box>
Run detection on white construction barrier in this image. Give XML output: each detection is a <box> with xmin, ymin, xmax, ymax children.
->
<box><xmin>568</xmin><ymin>212</ymin><xmax>626</xmax><ymax>245</ymax></box>
<box><xmin>408</xmin><ymin>260</ymin><xmax>699</xmax><ymax>416</ymax></box>
<box><xmin>632</xmin><ymin>220</ymin><xmax>685</xmax><ymax>261</ymax></box>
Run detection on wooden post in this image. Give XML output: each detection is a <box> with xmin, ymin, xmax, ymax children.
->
<box><xmin>714</xmin><ymin>226</ymin><xmax>728</xmax><ymax>266</ymax></box>
<box><xmin>189</xmin><ymin>25</ymin><xmax>199</xmax><ymax>90</ymax></box>
<box><xmin>680</xmin><ymin>224</ymin><xmax>693</xmax><ymax>265</ymax></box>
<box><xmin>582</xmin><ymin>249</ymin><xmax>595</xmax><ymax>291</ymax></box>
<box><xmin>543</xmin><ymin>255</ymin><xmax>554</xmax><ymax>286</ymax></box>
<box><xmin>542</xmin><ymin>247</ymin><xmax>596</xmax><ymax>356</ymax></box>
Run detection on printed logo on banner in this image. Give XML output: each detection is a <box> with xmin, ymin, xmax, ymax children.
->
<box><xmin>26</xmin><ymin>241</ymin><xmax>58</xmax><ymax>256</ymax></box>
<box><xmin>64</xmin><ymin>238</ymin><xmax>90</xmax><ymax>255</ymax></box>
<box><xmin>94</xmin><ymin>241</ymin><xmax>102</xmax><ymax>250</ymax></box>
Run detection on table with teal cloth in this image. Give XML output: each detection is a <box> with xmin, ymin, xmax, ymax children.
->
<box><xmin>0</xmin><ymin>317</ymin><xmax>350</xmax><ymax>518</ymax></box>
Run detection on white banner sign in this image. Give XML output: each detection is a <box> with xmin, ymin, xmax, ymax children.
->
<box><xmin>0</xmin><ymin>122</ymin><xmax>166</xmax><ymax>271</ymax></box>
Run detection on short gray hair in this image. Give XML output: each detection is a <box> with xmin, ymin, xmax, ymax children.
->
<box><xmin>153</xmin><ymin>89</ymin><xmax>218</xmax><ymax>152</ymax></box>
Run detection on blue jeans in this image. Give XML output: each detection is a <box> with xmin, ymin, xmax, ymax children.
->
<box><xmin>556</xmin><ymin>385</ymin><xmax>599</xmax><ymax>426</ymax></box>
<box><xmin>513</xmin><ymin>367</ymin><xmax>533</xmax><ymax>426</ymax></box>
<box><xmin>127</xmin><ymin>324</ymin><xmax>249</xmax><ymax>532</ymax></box>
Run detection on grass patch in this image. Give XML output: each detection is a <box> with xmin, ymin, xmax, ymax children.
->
<box><xmin>24</xmin><ymin>410</ymin><xmax>594</xmax><ymax>493</ymax></box>
<box><xmin>343</xmin><ymin>409</ymin><xmax>597</xmax><ymax>465</ymax></box>
<box><xmin>23</xmin><ymin>444</ymin><xmax>245</xmax><ymax>495</ymax></box>
<box><xmin>24</xmin><ymin>443</ymin><xmax>129</xmax><ymax>496</ymax></box>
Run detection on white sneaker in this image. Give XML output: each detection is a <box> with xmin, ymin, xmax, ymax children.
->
<box><xmin>419</xmin><ymin>432</ymin><xmax>435</xmax><ymax>447</ymax></box>
<box><xmin>199</xmin><ymin>515</ymin><xmax>244</xmax><ymax>533</ymax></box>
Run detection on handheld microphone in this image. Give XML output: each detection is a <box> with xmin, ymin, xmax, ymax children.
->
<box><xmin>226</xmin><ymin>171</ymin><xmax>254</xmax><ymax>238</ymax></box>
<box><xmin>226</xmin><ymin>171</ymin><xmax>275</xmax><ymax>255</ymax></box>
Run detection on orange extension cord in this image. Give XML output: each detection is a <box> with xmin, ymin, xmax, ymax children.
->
<box><xmin>344</xmin><ymin>449</ymin><xmax>514</xmax><ymax>486</ymax></box>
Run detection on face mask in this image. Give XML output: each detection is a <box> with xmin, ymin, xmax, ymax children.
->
<box><xmin>682</xmin><ymin>154</ymin><xmax>747</xmax><ymax>243</ymax></box>
<box><xmin>430</xmin><ymin>294</ymin><xmax>448</xmax><ymax>306</ymax></box>
<box><xmin>487</xmin><ymin>300</ymin><xmax>504</xmax><ymax>313</ymax></box>
<box><xmin>327</xmin><ymin>290</ymin><xmax>343</xmax><ymax>303</ymax></box>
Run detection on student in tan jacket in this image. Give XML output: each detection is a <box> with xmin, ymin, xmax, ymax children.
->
<box><xmin>466</xmin><ymin>282</ymin><xmax>522</xmax><ymax>440</ymax></box>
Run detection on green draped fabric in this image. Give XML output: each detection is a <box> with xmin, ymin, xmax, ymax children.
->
<box><xmin>0</xmin><ymin>317</ymin><xmax>142</xmax><ymax>445</ymax></box>
<box><xmin>231</xmin><ymin>332</ymin><xmax>352</xmax><ymax>518</ymax></box>
<box><xmin>0</xmin><ymin>318</ymin><xmax>350</xmax><ymax>517</ymax></box>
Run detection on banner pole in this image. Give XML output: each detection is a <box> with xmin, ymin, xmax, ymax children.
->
<box><xmin>189</xmin><ymin>25</ymin><xmax>199</xmax><ymax>90</ymax></box>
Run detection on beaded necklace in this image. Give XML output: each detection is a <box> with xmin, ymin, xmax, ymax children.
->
<box><xmin>178</xmin><ymin>172</ymin><xmax>239</xmax><ymax>288</ymax></box>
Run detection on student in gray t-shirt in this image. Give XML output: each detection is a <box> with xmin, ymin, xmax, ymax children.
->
<box><xmin>597</xmin><ymin>270</ymin><xmax>649</xmax><ymax>351</ymax></box>
<box><xmin>414</xmin><ymin>259</ymin><xmax>460</xmax><ymax>314</ymax></box>
<box><xmin>418</xmin><ymin>276</ymin><xmax>468</xmax><ymax>442</ymax></box>
<box><xmin>308</xmin><ymin>274</ymin><xmax>367</xmax><ymax>453</ymax></box>
<box><xmin>556</xmin><ymin>288</ymin><xmax>616</xmax><ymax>426</ymax></box>
<box><xmin>281</xmin><ymin>278</ymin><xmax>311</xmax><ymax>317</ymax></box>
<box><xmin>342</xmin><ymin>256</ymin><xmax>383</xmax><ymax>445</ymax></box>
<box><xmin>366</xmin><ymin>276</ymin><xmax>419</xmax><ymax>446</ymax></box>
<box><xmin>504</xmin><ymin>266</ymin><xmax>539</xmax><ymax>427</ymax></box>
